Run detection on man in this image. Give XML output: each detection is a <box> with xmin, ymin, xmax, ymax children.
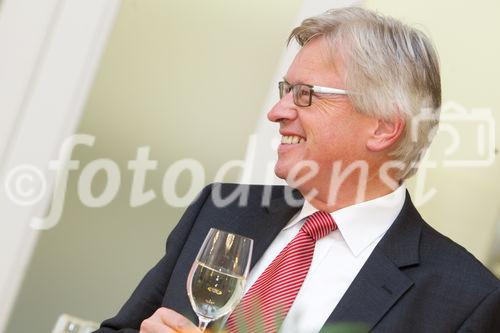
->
<box><xmin>95</xmin><ymin>7</ymin><xmax>499</xmax><ymax>333</ymax></box>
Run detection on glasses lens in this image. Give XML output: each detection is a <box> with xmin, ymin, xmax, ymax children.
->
<box><xmin>279</xmin><ymin>81</ymin><xmax>292</xmax><ymax>99</ymax></box>
<box><xmin>294</xmin><ymin>85</ymin><xmax>312</xmax><ymax>107</ymax></box>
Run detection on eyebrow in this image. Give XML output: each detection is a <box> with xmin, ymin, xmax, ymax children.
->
<box><xmin>282</xmin><ymin>77</ymin><xmax>306</xmax><ymax>85</ymax></box>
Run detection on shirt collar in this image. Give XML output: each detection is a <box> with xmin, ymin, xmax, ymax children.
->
<box><xmin>283</xmin><ymin>184</ymin><xmax>407</xmax><ymax>256</ymax></box>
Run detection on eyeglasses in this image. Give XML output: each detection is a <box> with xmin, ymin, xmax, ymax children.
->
<box><xmin>278</xmin><ymin>80</ymin><xmax>349</xmax><ymax>107</ymax></box>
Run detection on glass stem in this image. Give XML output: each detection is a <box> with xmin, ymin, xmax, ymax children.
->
<box><xmin>198</xmin><ymin>317</ymin><xmax>211</xmax><ymax>332</ymax></box>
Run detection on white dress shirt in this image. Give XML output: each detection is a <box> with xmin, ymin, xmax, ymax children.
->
<box><xmin>243</xmin><ymin>185</ymin><xmax>406</xmax><ymax>333</ymax></box>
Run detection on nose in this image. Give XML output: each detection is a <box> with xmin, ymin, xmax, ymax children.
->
<box><xmin>267</xmin><ymin>91</ymin><xmax>298</xmax><ymax>123</ymax></box>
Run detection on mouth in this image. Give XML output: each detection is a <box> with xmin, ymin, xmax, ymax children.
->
<box><xmin>281</xmin><ymin>135</ymin><xmax>306</xmax><ymax>145</ymax></box>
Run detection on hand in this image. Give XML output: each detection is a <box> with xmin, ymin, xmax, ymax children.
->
<box><xmin>140</xmin><ymin>308</ymin><xmax>202</xmax><ymax>333</ymax></box>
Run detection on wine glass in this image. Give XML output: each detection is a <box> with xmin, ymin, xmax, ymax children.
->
<box><xmin>187</xmin><ymin>228</ymin><xmax>253</xmax><ymax>332</ymax></box>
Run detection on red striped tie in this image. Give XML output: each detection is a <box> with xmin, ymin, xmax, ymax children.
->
<box><xmin>225</xmin><ymin>211</ymin><xmax>337</xmax><ymax>333</ymax></box>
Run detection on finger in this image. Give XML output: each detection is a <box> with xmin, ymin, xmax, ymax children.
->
<box><xmin>140</xmin><ymin>317</ymin><xmax>175</xmax><ymax>333</ymax></box>
<box><xmin>156</xmin><ymin>308</ymin><xmax>200</xmax><ymax>333</ymax></box>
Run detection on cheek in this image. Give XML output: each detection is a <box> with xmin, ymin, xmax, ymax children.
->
<box><xmin>303</xmin><ymin>115</ymin><xmax>368</xmax><ymax>161</ymax></box>
<box><xmin>305</xmin><ymin>127</ymin><xmax>346</xmax><ymax>162</ymax></box>
<box><xmin>302</xmin><ymin>109</ymin><xmax>348</xmax><ymax>145</ymax></box>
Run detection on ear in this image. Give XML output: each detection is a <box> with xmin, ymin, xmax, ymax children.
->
<box><xmin>366</xmin><ymin>117</ymin><xmax>405</xmax><ymax>152</ymax></box>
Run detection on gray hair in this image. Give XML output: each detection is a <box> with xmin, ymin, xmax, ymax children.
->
<box><xmin>288</xmin><ymin>7</ymin><xmax>441</xmax><ymax>180</ymax></box>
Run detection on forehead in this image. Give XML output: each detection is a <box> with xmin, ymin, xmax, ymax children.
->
<box><xmin>285</xmin><ymin>36</ymin><xmax>345</xmax><ymax>87</ymax></box>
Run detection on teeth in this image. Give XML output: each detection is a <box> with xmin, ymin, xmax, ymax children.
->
<box><xmin>281</xmin><ymin>135</ymin><xmax>305</xmax><ymax>144</ymax></box>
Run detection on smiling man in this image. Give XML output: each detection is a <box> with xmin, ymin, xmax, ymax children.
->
<box><xmin>95</xmin><ymin>7</ymin><xmax>499</xmax><ymax>333</ymax></box>
<box><xmin>269</xmin><ymin>34</ymin><xmax>406</xmax><ymax>212</ymax></box>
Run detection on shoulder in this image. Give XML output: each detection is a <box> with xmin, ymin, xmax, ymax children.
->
<box><xmin>394</xmin><ymin>192</ymin><xmax>497</xmax><ymax>291</ymax></box>
<box><xmin>416</xmin><ymin>219</ymin><xmax>499</xmax><ymax>303</ymax></box>
<box><xmin>198</xmin><ymin>182</ymin><xmax>299</xmax><ymax>208</ymax></box>
<box><xmin>387</xmin><ymin>198</ymin><xmax>499</xmax><ymax>328</ymax></box>
<box><xmin>420</xmin><ymin>220</ymin><xmax>497</xmax><ymax>284</ymax></box>
<box><xmin>203</xmin><ymin>183</ymin><xmax>291</xmax><ymax>197</ymax></box>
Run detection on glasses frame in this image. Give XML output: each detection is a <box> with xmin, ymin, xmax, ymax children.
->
<box><xmin>278</xmin><ymin>80</ymin><xmax>349</xmax><ymax>107</ymax></box>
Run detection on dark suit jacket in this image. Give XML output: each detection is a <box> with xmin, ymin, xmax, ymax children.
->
<box><xmin>95</xmin><ymin>183</ymin><xmax>499</xmax><ymax>332</ymax></box>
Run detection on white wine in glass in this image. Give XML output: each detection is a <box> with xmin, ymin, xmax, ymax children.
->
<box><xmin>187</xmin><ymin>228</ymin><xmax>253</xmax><ymax>332</ymax></box>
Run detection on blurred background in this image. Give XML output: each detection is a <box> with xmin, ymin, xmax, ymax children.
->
<box><xmin>0</xmin><ymin>0</ymin><xmax>499</xmax><ymax>332</ymax></box>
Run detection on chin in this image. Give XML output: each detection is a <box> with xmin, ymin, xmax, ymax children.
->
<box><xmin>273</xmin><ymin>164</ymin><xmax>288</xmax><ymax>180</ymax></box>
<box><xmin>274</xmin><ymin>160</ymin><xmax>309</xmax><ymax>184</ymax></box>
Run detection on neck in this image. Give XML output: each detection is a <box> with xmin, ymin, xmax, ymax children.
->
<box><xmin>297</xmin><ymin>173</ymin><xmax>401</xmax><ymax>213</ymax></box>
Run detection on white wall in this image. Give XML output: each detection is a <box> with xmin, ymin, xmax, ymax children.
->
<box><xmin>0</xmin><ymin>0</ymin><xmax>120</xmax><ymax>331</ymax></box>
<box><xmin>5</xmin><ymin>1</ymin><xmax>304</xmax><ymax>332</ymax></box>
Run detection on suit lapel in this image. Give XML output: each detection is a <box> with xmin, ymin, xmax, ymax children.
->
<box><xmin>230</xmin><ymin>185</ymin><xmax>303</xmax><ymax>269</ymax></box>
<box><xmin>322</xmin><ymin>191</ymin><xmax>422</xmax><ymax>331</ymax></box>
<box><xmin>322</xmin><ymin>251</ymin><xmax>414</xmax><ymax>332</ymax></box>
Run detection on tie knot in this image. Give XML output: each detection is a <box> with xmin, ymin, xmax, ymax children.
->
<box><xmin>301</xmin><ymin>211</ymin><xmax>337</xmax><ymax>240</ymax></box>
